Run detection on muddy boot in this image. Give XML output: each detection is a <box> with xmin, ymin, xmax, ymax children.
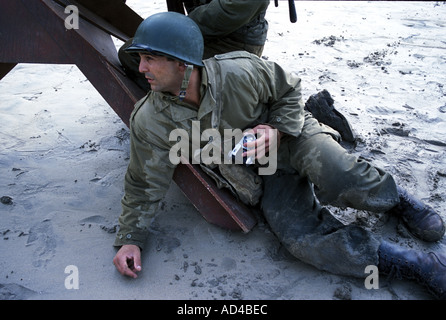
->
<box><xmin>304</xmin><ymin>89</ymin><xmax>355</xmax><ymax>143</ymax></box>
<box><xmin>389</xmin><ymin>186</ymin><xmax>445</xmax><ymax>242</ymax></box>
<box><xmin>378</xmin><ymin>241</ymin><xmax>446</xmax><ymax>299</ymax></box>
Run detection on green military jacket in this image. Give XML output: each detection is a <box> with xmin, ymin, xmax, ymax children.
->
<box><xmin>186</xmin><ymin>0</ymin><xmax>270</xmax><ymax>58</ymax></box>
<box><xmin>114</xmin><ymin>51</ymin><xmax>325</xmax><ymax>249</ymax></box>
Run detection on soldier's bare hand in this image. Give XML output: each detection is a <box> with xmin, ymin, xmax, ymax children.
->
<box><xmin>113</xmin><ymin>244</ymin><xmax>142</xmax><ymax>278</ymax></box>
<box><xmin>244</xmin><ymin>124</ymin><xmax>282</xmax><ymax>160</ymax></box>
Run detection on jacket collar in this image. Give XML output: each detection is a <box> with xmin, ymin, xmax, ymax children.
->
<box><xmin>153</xmin><ymin>68</ymin><xmax>216</xmax><ymax>122</ymax></box>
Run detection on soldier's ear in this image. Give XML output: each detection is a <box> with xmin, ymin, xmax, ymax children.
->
<box><xmin>178</xmin><ymin>62</ymin><xmax>188</xmax><ymax>71</ymax></box>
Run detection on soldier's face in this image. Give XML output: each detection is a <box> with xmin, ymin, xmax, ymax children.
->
<box><xmin>138</xmin><ymin>53</ymin><xmax>183</xmax><ymax>94</ymax></box>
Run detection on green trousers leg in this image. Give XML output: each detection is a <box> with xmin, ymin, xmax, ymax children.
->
<box><xmin>261</xmin><ymin>130</ymin><xmax>399</xmax><ymax>277</ymax></box>
<box><xmin>262</xmin><ymin>172</ymin><xmax>382</xmax><ymax>277</ymax></box>
<box><xmin>288</xmin><ymin>130</ymin><xmax>399</xmax><ymax>213</ymax></box>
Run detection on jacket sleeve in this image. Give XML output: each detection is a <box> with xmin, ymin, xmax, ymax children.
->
<box><xmin>114</xmin><ymin>109</ymin><xmax>176</xmax><ymax>249</ymax></box>
<box><xmin>187</xmin><ymin>0</ymin><xmax>269</xmax><ymax>40</ymax></box>
<box><xmin>256</xmin><ymin>59</ymin><xmax>305</xmax><ymax>137</ymax></box>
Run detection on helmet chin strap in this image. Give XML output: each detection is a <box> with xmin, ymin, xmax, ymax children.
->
<box><xmin>179</xmin><ymin>64</ymin><xmax>194</xmax><ymax>100</ymax></box>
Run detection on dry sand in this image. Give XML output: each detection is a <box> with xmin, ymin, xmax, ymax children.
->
<box><xmin>0</xmin><ymin>1</ymin><xmax>445</xmax><ymax>300</ymax></box>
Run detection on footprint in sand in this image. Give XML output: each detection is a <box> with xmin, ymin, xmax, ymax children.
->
<box><xmin>26</xmin><ymin>219</ymin><xmax>57</xmax><ymax>267</ymax></box>
<box><xmin>0</xmin><ymin>283</ymin><xmax>37</xmax><ymax>300</ymax></box>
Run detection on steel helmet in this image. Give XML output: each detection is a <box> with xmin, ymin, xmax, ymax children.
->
<box><xmin>125</xmin><ymin>12</ymin><xmax>204</xmax><ymax>67</ymax></box>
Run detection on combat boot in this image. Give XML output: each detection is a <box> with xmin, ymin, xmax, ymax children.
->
<box><xmin>378</xmin><ymin>241</ymin><xmax>446</xmax><ymax>299</ymax></box>
<box><xmin>304</xmin><ymin>89</ymin><xmax>355</xmax><ymax>143</ymax></box>
<box><xmin>389</xmin><ymin>186</ymin><xmax>445</xmax><ymax>242</ymax></box>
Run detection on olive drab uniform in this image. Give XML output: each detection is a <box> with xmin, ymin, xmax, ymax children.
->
<box><xmin>114</xmin><ymin>51</ymin><xmax>400</xmax><ymax>278</ymax></box>
<box><xmin>184</xmin><ymin>0</ymin><xmax>269</xmax><ymax>58</ymax></box>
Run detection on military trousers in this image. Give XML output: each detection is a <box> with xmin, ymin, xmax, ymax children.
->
<box><xmin>261</xmin><ymin>114</ymin><xmax>400</xmax><ymax>277</ymax></box>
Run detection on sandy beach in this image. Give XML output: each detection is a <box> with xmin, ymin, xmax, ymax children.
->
<box><xmin>1</xmin><ymin>1</ymin><xmax>445</xmax><ymax>301</ymax></box>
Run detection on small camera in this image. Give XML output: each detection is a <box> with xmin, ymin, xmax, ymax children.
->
<box><xmin>229</xmin><ymin>133</ymin><xmax>256</xmax><ymax>165</ymax></box>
